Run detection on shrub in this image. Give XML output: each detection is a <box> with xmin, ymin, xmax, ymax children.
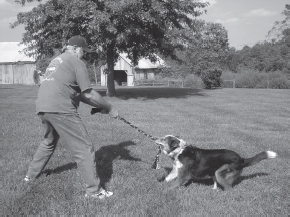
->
<box><xmin>268</xmin><ymin>71</ymin><xmax>290</xmax><ymax>89</ymax></box>
<box><xmin>221</xmin><ymin>70</ymin><xmax>237</xmax><ymax>88</ymax></box>
<box><xmin>234</xmin><ymin>70</ymin><xmax>289</xmax><ymax>89</ymax></box>
<box><xmin>221</xmin><ymin>70</ymin><xmax>237</xmax><ymax>80</ymax></box>
<box><xmin>183</xmin><ymin>74</ymin><xmax>204</xmax><ymax>88</ymax></box>
<box><xmin>201</xmin><ymin>68</ymin><xmax>222</xmax><ymax>89</ymax></box>
<box><xmin>221</xmin><ymin>80</ymin><xmax>236</xmax><ymax>88</ymax></box>
<box><xmin>235</xmin><ymin>70</ymin><xmax>260</xmax><ymax>88</ymax></box>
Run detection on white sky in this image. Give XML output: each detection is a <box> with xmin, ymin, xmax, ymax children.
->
<box><xmin>199</xmin><ymin>0</ymin><xmax>289</xmax><ymax>49</ymax></box>
<box><xmin>0</xmin><ymin>0</ymin><xmax>289</xmax><ymax>49</ymax></box>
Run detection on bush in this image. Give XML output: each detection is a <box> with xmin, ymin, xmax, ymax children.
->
<box><xmin>221</xmin><ymin>70</ymin><xmax>237</xmax><ymax>88</ymax></box>
<box><xmin>268</xmin><ymin>71</ymin><xmax>290</xmax><ymax>89</ymax></box>
<box><xmin>234</xmin><ymin>70</ymin><xmax>289</xmax><ymax>89</ymax></box>
<box><xmin>235</xmin><ymin>70</ymin><xmax>261</xmax><ymax>88</ymax></box>
<box><xmin>221</xmin><ymin>70</ymin><xmax>237</xmax><ymax>80</ymax></box>
<box><xmin>201</xmin><ymin>68</ymin><xmax>222</xmax><ymax>89</ymax></box>
<box><xmin>183</xmin><ymin>74</ymin><xmax>204</xmax><ymax>88</ymax></box>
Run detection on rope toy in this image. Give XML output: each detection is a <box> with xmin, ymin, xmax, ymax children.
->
<box><xmin>91</xmin><ymin>108</ymin><xmax>162</xmax><ymax>169</ymax></box>
<box><xmin>151</xmin><ymin>146</ymin><xmax>162</xmax><ymax>169</ymax></box>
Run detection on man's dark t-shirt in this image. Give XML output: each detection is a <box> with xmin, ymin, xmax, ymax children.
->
<box><xmin>36</xmin><ymin>51</ymin><xmax>92</xmax><ymax>114</ymax></box>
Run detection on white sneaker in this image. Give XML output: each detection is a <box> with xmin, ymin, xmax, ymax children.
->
<box><xmin>85</xmin><ymin>189</ymin><xmax>113</xmax><ymax>199</ymax></box>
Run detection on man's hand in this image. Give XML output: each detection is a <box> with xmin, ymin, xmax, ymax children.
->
<box><xmin>91</xmin><ymin>107</ymin><xmax>103</xmax><ymax>115</ymax></box>
<box><xmin>81</xmin><ymin>89</ymin><xmax>112</xmax><ymax>112</ymax></box>
<box><xmin>109</xmin><ymin>107</ymin><xmax>119</xmax><ymax>118</ymax></box>
<box><xmin>91</xmin><ymin>107</ymin><xmax>119</xmax><ymax>118</ymax></box>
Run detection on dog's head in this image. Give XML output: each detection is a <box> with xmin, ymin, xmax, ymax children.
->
<box><xmin>155</xmin><ymin>135</ymin><xmax>188</xmax><ymax>158</ymax></box>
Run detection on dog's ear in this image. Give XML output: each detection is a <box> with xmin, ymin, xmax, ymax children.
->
<box><xmin>175</xmin><ymin>135</ymin><xmax>180</xmax><ymax>138</ymax></box>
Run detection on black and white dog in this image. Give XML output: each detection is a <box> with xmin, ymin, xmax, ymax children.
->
<box><xmin>155</xmin><ymin>135</ymin><xmax>277</xmax><ymax>190</ymax></box>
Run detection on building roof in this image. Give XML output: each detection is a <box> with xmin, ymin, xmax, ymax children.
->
<box><xmin>119</xmin><ymin>53</ymin><xmax>165</xmax><ymax>69</ymax></box>
<box><xmin>0</xmin><ymin>42</ymin><xmax>36</xmax><ymax>63</ymax></box>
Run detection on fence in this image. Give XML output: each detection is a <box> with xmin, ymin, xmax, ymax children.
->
<box><xmin>222</xmin><ymin>80</ymin><xmax>236</xmax><ymax>88</ymax></box>
<box><xmin>134</xmin><ymin>80</ymin><xmax>184</xmax><ymax>87</ymax></box>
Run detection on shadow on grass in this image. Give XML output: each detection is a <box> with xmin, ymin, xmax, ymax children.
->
<box><xmin>95</xmin><ymin>140</ymin><xmax>141</xmax><ymax>189</ymax></box>
<box><xmin>42</xmin><ymin>162</ymin><xmax>77</xmax><ymax>176</ymax></box>
<box><xmin>191</xmin><ymin>172</ymin><xmax>269</xmax><ymax>188</ymax></box>
<box><xmin>94</xmin><ymin>87</ymin><xmax>205</xmax><ymax>100</ymax></box>
<box><xmin>41</xmin><ymin>141</ymin><xmax>140</xmax><ymax>189</ymax></box>
<box><xmin>160</xmin><ymin>167</ymin><xmax>269</xmax><ymax>189</ymax></box>
<box><xmin>235</xmin><ymin>172</ymin><xmax>269</xmax><ymax>186</ymax></box>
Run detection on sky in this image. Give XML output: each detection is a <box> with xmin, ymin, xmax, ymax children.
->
<box><xmin>199</xmin><ymin>0</ymin><xmax>288</xmax><ymax>49</ymax></box>
<box><xmin>0</xmin><ymin>0</ymin><xmax>288</xmax><ymax>49</ymax></box>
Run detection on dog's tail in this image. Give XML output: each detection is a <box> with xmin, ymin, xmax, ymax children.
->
<box><xmin>241</xmin><ymin>151</ymin><xmax>277</xmax><ymax>168</ymax></box>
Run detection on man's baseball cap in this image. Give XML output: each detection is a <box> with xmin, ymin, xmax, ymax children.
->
<box><xmin>68</xmin><ymin>35</ymin><xmax>92</xmax><ymax>52</ymax></box>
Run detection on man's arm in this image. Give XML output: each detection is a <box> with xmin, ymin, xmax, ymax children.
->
<box><xmin>80</xmin><ymin>88</ymin><xmax>118</xmax><ymax>117</ymax></box>
<box><xmin>81</xmin><ymin>88</ymin><xmax>111</xmax><ymax>110</ymax></box>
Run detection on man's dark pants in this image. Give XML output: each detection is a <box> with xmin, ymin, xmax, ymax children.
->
<box><xmin>26</xmin><ymin>112</ymin><xmax>100</xmax><ymax>194</ymax></box>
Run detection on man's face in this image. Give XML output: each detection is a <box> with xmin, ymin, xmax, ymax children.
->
<box><xmin>75</xmin><ymin>47</ymin><xmax>84</xmax><ymax>59</ymax></box>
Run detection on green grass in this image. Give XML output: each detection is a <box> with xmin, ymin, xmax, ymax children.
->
<box><xmin>2</xmin><ymin>85</ymin><xmax>289</xmax><ymax>215</ymax></box>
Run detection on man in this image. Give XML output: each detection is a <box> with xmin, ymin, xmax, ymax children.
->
<box><xmin>24</xmin><ymin>35</ymin><xmax>118</xmax><ymax>199</ymax></box>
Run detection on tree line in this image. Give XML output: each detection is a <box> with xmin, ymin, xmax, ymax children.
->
<box><xmin>227</xmin><ymin>30</ymin><xmax>290</xmax><ymax>75</ymax></box>
<box><xmin>11</xmin><ymin>1</ymin><xmax>289</xmax><ymax>93</ymax></box>
<box><xmin>158</xmin><ymin>4</ymin><xmax>289</xmax><ymax>89</ymax></box>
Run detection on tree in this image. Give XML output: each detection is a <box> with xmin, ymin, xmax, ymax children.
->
<box><xmin>157</xmin><ymin>20</ymin><xmax>229</xmax><ymax>88</ymax></box>
<box><xmin>227</xmin><ymin>42</ymin><xmax>287</xmax><ymax>73</ymax></box>
<box><xmin>226</xmin><ymin>47</ymin><xmax>240</xmax><ymax>73</ymax></box>
<box><xmin>267</xmin><ymin>4</ymin><xmax>290</xmax><ymax>42</ymax></box>
<box><xmin>224</xmin><ymin>6</ymin><xmax>290</xmax><ymax>76</ymax></box>
<box><xmin>186</xmin><ymin>21</ymin><xmax>229</xmax><ymax>75</ymax></box>
<box><xmin>11</xmin><ymin>0</ymin><xmax>208</xmax><ymax>96</ymax></box>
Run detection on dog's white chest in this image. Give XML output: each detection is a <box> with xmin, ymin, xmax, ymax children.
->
<box><xmin>174</xmin><ymin>159</ymin><xmax>183</xmax><ymax>169</ymax></box>
<box><xmin>165</xmin><ymin>159</ymin><xmax>183</xmax><ymax>182</ymax></box>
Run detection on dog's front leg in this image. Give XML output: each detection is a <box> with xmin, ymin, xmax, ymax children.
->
<box><xmin>212</xmin><ymin>177</ymin><xmax>218</xmax><ymax>190</ymax></box>
<box><xmin>165</xmin><ymin>160</ymin><xmax>183</xmax><ymax>183</ymax></box>
<box><xmin>212</xmin><ymin>181</ymin><xmax>218</xmax><ymax>190</ymax></box>
<box><xmin>165</xmin><ymin>166</ymin><xmax>178</xmax><ymax>182</ymax></box>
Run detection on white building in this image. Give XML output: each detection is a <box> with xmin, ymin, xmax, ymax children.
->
<box><xmin>0</xmin><ymin>42</ymin><xmax>36</xmax><ymax>85</ymax></box>
<box><xmin>100</xmin><ymin>53</ymin><xmax>164</xmax><ymax>86</ymax></box>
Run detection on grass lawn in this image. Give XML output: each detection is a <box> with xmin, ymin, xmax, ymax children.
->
<box><xmin>1</xmin><ymin>84</ymin><xmax>289</xmax><ymax>215</ymax></box>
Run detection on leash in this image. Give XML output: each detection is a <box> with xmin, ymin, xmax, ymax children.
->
<box><xmin>116</xmin><ymin>117</ymin><xmax>157</xmax><ymax>140</ymax></box>
<box><xmin>115</xmin><ymin>116</ymin><xmax>162</xmax><ymax>170</ymax></box>
<box><xmin>91</xmin><ymin>108</ymin><xmax>162</xmax><ymax>169</ymax></box>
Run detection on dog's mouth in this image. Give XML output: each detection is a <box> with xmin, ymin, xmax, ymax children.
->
<box><xmin>156</xmin><ymin>143</ymin><xmax>165</xmax><ymax>150</ymax></box>
<box><xmin>154</xmin><ymin>139</ymin><xmax>163</xmax><ymax>146</ymax></box>
<box><xmin>163</xmin><ymin>150</ymin><xmax>169</xmax><ymax>155</ymax></box>
<box><xmin>171</xmin><ymin>146</ymin><xmax>179</xmax><ymax>152</ymax></box>
<box><xmin>154</xmin><ymin>142</ymin><xmax>179</xmax><ymax>155</ymax></box>
<box><xmin>154</xmin><ymin>141</ymin><xmax>167</xmax><ymax>153</ymax></box>
<box><xmin>154</xmin><ymin>140</ymin><xmax>178</xmax><ymax>148</ymax></box>
<box><xmin>154</xmin><ymin>136</ymin><xmax>186</xmax><ymax>157</ymax></box>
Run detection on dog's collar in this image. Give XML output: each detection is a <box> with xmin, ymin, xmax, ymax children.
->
<box><xmin>179</xmin><ymin>139</ymin><xmax>188</xmax><ymax>149</ymax></box>
<box><xmin>176</xmin><ymin>139</ymin><xmax>188</xmax><ymax>156</ymax></box>
<box><xmin>176</xmin><ymin>147</ymin><xmax>184</xmax><ymax>155</ymax></box>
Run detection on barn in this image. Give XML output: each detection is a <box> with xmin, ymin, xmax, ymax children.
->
<box><xmin>0</xmin><ymin>42</ymin><xmax>36</xmax><ymax>85</ymax></box>
<box><xmin>100</xmin><ymin>53</ymin><xmax>164</xmax><ymax>86</ymax></box>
